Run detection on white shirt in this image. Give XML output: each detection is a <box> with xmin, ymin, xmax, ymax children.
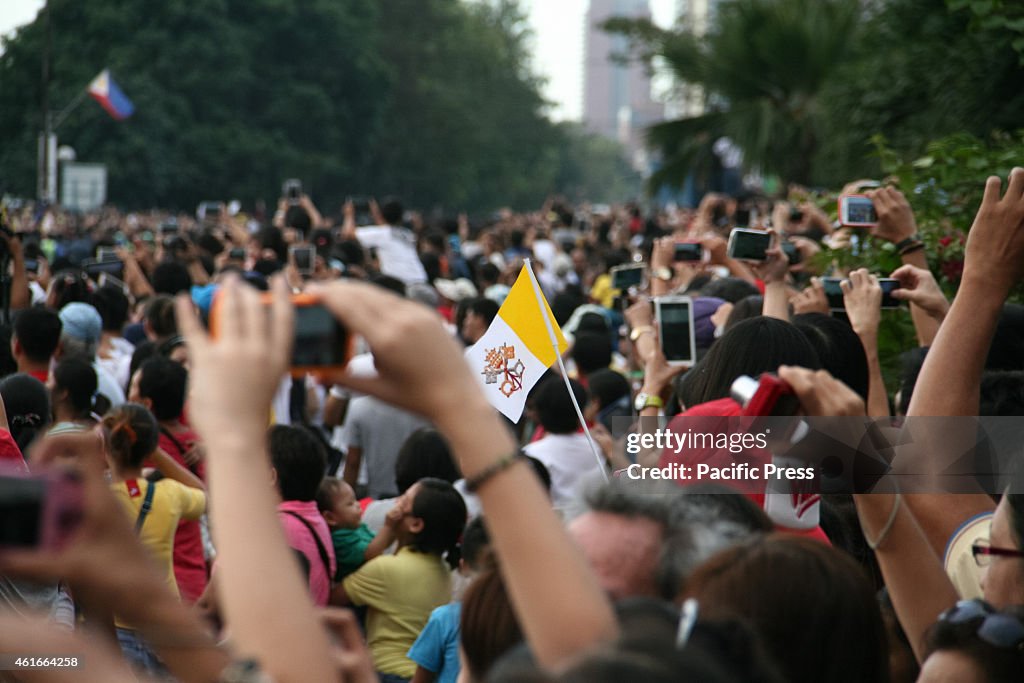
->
<box><xmin>523</xmin><ymin>432</ymin><xmax>605</xmax><ymax>511</ymax></box>
<box><xmin>355</xmin><ymin>225</ymin><xmax>427</xmax><ymax>284</ymax></box>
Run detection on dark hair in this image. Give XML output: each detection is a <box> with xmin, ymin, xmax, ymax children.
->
<box><xmin>380</xmin><ymin>198</ymin><xmax>404</xmax><ymax>226</ymax></box>
<box><xmin>461</xmin><ymin>516</ymin><xmax>491</xmax><ymax>571</ymax></box>
<box><xmin>48</xmin><ymin>270</ymin><xmax>91</xmax><ymax>310</ymax></box>
<box><xmin>408</xmin><ymin>477</ymin><xmax>467</xmax><ymax>565</ymax></box>
<box><xmin>583</xmin><ymin>481</ymin><xmax>698</xmax><ymax>600</ymax></box>
<box><xmin>145</xmin><ymin>295</ymin><xmax>178</xmax><ymax>338</ymax></box>
<box><xmin>256</xmin><ymin>226</ymin><xmax>287</xmax><ymax>263</ymax></box>
<box><xmin>551</xmin><ymin>289</ymin><xmax>587</xmax><ymax>326</ymax></box>
<box><xmin>102</xmin><ymin>403</ymin><xmax>160</xmax><ymax>469</ymax></box>
<box><xmin>152</xmin><ymin>262</ymin><xmax>192</xmax><ymax>296</ymax></box>
<box><xmin>923</xmin><ymin>603</ymin><xmax>1024</xmax><ymax>683</ymax></box>
<box><xmin>394</xmin><ymin>429</ymin><xmax>461</xmax><ymax>494</ymax></box>
<box><xmin>479</xmin><ymin>262</ymin><xmax>500</xmax><ymax>285</ymax></box>
<box><xmin>0</xmin><ymin>373</ymin><xmax>52</xmax><ymax>453</ymax></box>
<box><xmin>268</xmin><ymin>425</ymin><xmax>327</xmax><ymax>502</ymax></box>
<box><xmin>284</xmin><ymin>205</ymin><xmax>311</xmax><ymax>235</ymax></box>
<box><xmin>13</xmin><ymin>308</ymin><xmax>63</xmax><ymax>363</ymax></box>
<box><xmin>137</xmin><ymin>356</ymin><xmax>188</xmax><ymax>421</ymax></box>
<box><xmin>587</xmin><ymin>369</ymin><xmax>631</xmax><ymax>411</ymax></box>
<box><xmin>460</xmin><ymin>564</ymin><xmax>524</xmax><ymax>681</ymax></box>
<box><xmin>897</xmin><ymin>346</ymin><xmax>928</xmax><ymax>415</ymax></box>
<box><xmin>679</xmin><ymin>317</ymin><xmax>821</xmax><ymax>408</ymax></box>
<box><xmin>987</xmin><ymin>304</ymin><xmax>1024</xmax><ymax>371</ymax></box>
<box><xmin>724</xmin><ymin>295</ymin><xmax>764</xmax><ymax>331</ymax></box>
<box><xmin>793</xmin><ymin>313</ymin><xmax>870</xmax><ymax>401</ymax></box>
<box><xmin>699</xmin><ymin>277</ymin><xmax>760</xmax><ymax>304</ymax></box>
<box><xmin>979</xmin><ymin>371</ymin><xmax>1024</xmax><ymax>416</ymax></box>
<box><xmin>1007</xmin><ymin>487</ymin><xmax>1024</xmax><ymax>551</ymax></box>
<box><xmin>52</xmin><ymin>357</ymin><xmax>98</xmax><ymax>418</ymax></box>
<box><xmin>685</xmin><ymin>534</ymin><xmax>889</xmax><ymax>683</ymax></box>
<box><xmin>315</xmin><ymin>477</ymin><xmax>345</xmax><ymax>513</ymax></box>
<box><xmin>90</xmin><ymin>284</ymin><xmax>131</xmax><ymax>333</ymax></box>
<box><xmin>466</xmin><ymin>297</ymin><xmax>500</xmax><ymax>326</ymax></box>
<box><xmin>523</xmin><ymin>455</ymin><xmax>552</xmax><ymax>494</ymax></box>
<box><xmin>572</xmin><ymin>333</ymin><xmax>613</xmax><ymax>377</ymax></box>
<box><xmin>533</xmin><ymin>377</ymin><xmax>588</xmax><ymax>434</ymax></box>
<box><xmin>368</xmin><ymin>274</ymin><xmax>407</xmax><ymax>298</ymax></box>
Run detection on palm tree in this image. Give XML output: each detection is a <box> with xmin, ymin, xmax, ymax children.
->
<box><xmin>605</xmin><ymin>0</ymin><xmax>862</xmax><ymax>189</ymax></box>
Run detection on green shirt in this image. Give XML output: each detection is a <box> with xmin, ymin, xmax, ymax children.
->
<box><xmin>331</xmin><ymin>523</ymin><xmax>376</xmax><ymax>580</ymax></box>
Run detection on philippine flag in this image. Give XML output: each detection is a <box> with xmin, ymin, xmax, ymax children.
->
<box><xmin>87</xmin><ymin>69</ymin><xmax>135</xmax><ymax>120</ymax></box>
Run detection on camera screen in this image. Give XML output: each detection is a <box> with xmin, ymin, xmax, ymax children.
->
<box><xmin>293</xmin><ymin>247</ymin><xmax>314</xmax><ymax>272</ymax></box>
<box><xmin>823</xmin><ymin>278</ymin><xmax>845</xmax><ymax>310</ymax></box>
<box><xmin>612</xmin><ymin>265</ymin><xmax>644</xmax><ymax>290</ymax></box>
<box><xmin>729</xmin><ymin>230</ymin><xmax>771</xmax><ymax>261</ymax></box>
<box><xmin>0</xmin><ymin>475</ymin><xmax>45</xmax><ymax>547</ymax></box>
<box><xmin>675</xmin><ymin>243</ymin><xmax>703</xmax><ymax>262</ymax></box>
<box><xmin>659</xmin><ymin>301</ymin><xmax>693</xmax><ymax>363</ymax></box>
<box><xmin>845</xmin><ymin>198</ymin><xmax>877</xmax><ymax>224</ymax></box>
<box><xmin>293</xmin><ymin>305</ymin><xmax>349</xmax><ymax>368</ymax></box>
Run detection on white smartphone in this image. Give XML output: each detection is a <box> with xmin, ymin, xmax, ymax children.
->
<box><xmin>654</xmin><ymin>295</ymin><xmax>696</xmax><ymax>366</ymax></box>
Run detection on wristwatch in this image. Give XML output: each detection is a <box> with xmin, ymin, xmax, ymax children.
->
<box><xmin>634</xmin><ymin>392</ymin><xmax>664</xmax><ymax>411</ymax></box>
<box><xmin>629</xmin><ymin>326</ymin><xmax>655</xmax><ymax>342</ymax></box>
<box><xmin>653</xmin><ymin>267</ymin><xmax>673</xmax><ymax>281</ymax></box>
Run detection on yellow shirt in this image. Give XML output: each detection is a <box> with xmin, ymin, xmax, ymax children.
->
<box><xmin>110</xmin><ymin>478</ymin><xmax>207</xmax><ymax>599</ymax></box>
<box><xmin>590</xmin><ymin>273</ymin><xmax>615</xmax><ymax>309</ymax></box>
<box><xmin>343</xmin><ymin>547</ymin><xmax>453</xmax><ymax>677</ymax></box>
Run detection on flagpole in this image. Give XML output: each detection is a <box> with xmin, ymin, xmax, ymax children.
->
<box><xmin>524</xmin><ymin>259</ymin><xmax>609</xmax><ymax>483</ymax></box>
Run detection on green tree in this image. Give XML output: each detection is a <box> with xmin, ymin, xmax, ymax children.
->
<box><xmin>605</xmin><ymin>0</ymin><xmax>861</xmax><ymax>189</ymax></box>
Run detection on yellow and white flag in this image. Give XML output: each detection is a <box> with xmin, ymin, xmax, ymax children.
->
<box><xmin>465</xmin><ymin>264</ymin><xmax>567</xmax><ymax>422</ymax></box>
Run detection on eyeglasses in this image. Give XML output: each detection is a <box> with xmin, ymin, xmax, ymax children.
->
<box><xmin>939</xmin><ymin>599</ymin><xmax>1024</xmax><ymax>651</ymax></box>
<box><xmin>972</xmin><ymin>539</ymin><xmax>1024</xmax><ymax>567</ymax></box>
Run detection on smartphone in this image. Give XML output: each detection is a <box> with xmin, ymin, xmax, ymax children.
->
<box><xmin>838</xmin><ymin>195</ymin><xmax>878</xmax><ymax>227</ymax></box>
<box><xmin>159</xmin><ymin>221</ymin><xmax>179</xmax><ymax>236</ymax></box>
<box><xmin>290</xmin><ymin>245</ymin><xmax>315</xmax><ymax>276</ymax></box>
<box><xmin>228</xmin><ymin>247</ymin><xmax>246</xmax><ymax>261</ymax></box>
<box><xmin>0</xmin><ymin>466</ymin><xmax>84</xmax><ymax>550</ymax></box>
<box><xmin>349</xmin><ymin>196</ymin><xmax>373</xmax><ymax>226</ymax></box>
<box><xmin>781</xmin><ymin>240</ymin><xmax>801</xmax><ymax>265</ymax></box>
<box><xmin>97</xmin><ymin>247</ymin><xmax>119</xmax><ymax>263</ymax></box>
<box><xmin>727</xmin><ymin>228</ymin><xmax>772</xmax><ymax>262</ymax></box>
<box><xmin>197</xmin><ymin>202</ymin><xmax>223</xmax><ymax>222</ymax></box>
<box><xmin>822</xmin><ymin>277</ymin><xmax>845</xmax><ymax>311</ymax></box>
<box><xmin>610</xmin><ymin>264</ymin><xmax>646</xmax><ymax>291</ymax></box>
<box><xmin>98</xmin><ymin>272</ymin><xmax>129</xmax><ymax>294</ymax></box>
<box><xmin>654</xmin><ymin>295</ymin><xmax>696</xmax><ymax>366</ymax></box>
<box><xmin>210</xmin><ymin>292</ymin><xmax>352</xmax><ymax>377</ymax></box>
<box><xmin>283</xmin><ymin>179</ymin><xmax>302</xmax><ymax>205</ymax></box>
<box><xmin>25</xmin><ymin>258</ymin><xmax>39</xmax><ymax>274</ymax></box>
<box><xmin>879</xmin><ymin>278</ymin><xmax>902</xmax><ymax>309</ymax></box>
<box><xmin>674</xmin><ymin>242</ymin><xmax>703</xmax><ymax>262</ymax></box>
<box><xmin>82</xmin><ymin>258</ymin><xmax>124</xmax><ymax>280</ymax></box>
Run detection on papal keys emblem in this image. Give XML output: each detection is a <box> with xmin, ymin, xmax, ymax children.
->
<box><xmin>481</xmin><ymin>344</ymin><xmax>525</xmax><ymax>398</ymax></box>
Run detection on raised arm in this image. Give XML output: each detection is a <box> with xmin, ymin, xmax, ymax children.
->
<box><xmin>314</xmin><ymin>281</ymin><xmax>618</xmax><ymax>670</ymax></box>
<box><xmin>840</xmin><ymin>269</ymin><xmax>889</xmax><ymax>418</ymax></box>
<box><xmin>176</xmin><ymin>277</ymin><xmax>338</xmax><ymax>683</ymax></box>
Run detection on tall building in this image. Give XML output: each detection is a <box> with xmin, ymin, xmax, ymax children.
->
<box><xmin>582</xmin><ymin>0</ymin><xmax>664</xmax><ymax>169</ymax></box>
<box><xmin>673</xmin><ymin>0</ymin><xmax>721</xmax><ymax>117</ymax></box>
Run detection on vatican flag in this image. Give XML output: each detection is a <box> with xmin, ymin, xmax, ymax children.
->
<box><xmin>465</xmin><ymin>262</ymin><xmax>567</xmax><ymax>422</ymax></box>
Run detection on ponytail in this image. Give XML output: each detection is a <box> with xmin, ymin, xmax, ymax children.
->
<box><xmin>102</xmin><ymin>403</ymin><xmax>159</xmax><ymax>468</ymax></box>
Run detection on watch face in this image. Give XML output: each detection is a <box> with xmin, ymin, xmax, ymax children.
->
<box><xmin>634</xmin><ymin>393</ymin><xmax>650</xmax><ymax>411</ymax></box>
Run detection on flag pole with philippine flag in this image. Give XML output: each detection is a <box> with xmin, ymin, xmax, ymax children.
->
<box><xmin>464</xmin><ymin>260</ymin><xmax>609</xmax><ymax>483</ymax></box>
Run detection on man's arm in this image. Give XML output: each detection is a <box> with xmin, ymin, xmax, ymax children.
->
<box><xmin>342</xmin><ymin>446</ymin><xmax>362</xmax><ymax>490</ymax></box>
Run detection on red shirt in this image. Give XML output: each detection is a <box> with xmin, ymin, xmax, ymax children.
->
<box><xmin>155</xmin><ymin>428</ymin><xmax>208</xmax><ymax>602</ymax></box>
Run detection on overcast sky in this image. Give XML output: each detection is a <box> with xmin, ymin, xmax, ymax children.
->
<box><xmin>0</xmin><ymin>0</ymin><xmax>676</xmax><ymax>121</ymax></box>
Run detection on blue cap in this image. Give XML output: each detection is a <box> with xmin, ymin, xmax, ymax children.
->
<box><xmin>59</xmin><ymin>302</ymin><xmax>103</xmax><ymax>345</ymax></box>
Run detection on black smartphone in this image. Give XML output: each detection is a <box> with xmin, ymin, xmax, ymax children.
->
<box><xmin>290</xmin><ymin>245</ymin><xmax>315</xmax><ymax>276</ymax></box>
<box><xmin>822</xmin><ymin>277</ymin><xmax>845</xmax><ymax>311</ymax></box>
<box><xmin>283</xmin><ymin>179</ymin><xmax>302</xmax><ymax>205</ymax></box>
<box><xmin>674</xmin><ymin>242</ymin><xmax>703</xmax><ymax>262</ymax></box>
<box><xmin>82</xmin><ymin>258</ymin><xmax>124</xmax><ymax>280</ymax></box>
<box><xmin>727</xmin><ymin>229</ymin><xmax>772</xmax><ymax>262</ymax></box>
<box><xmin>781</xmin><ymin>241</ymin><xmax>801</xmax><ymax>265</ymax></box>
<box><xmin>879</xmin><ymin>278</ymin><xmax>902</xmax><ymax>309</ymax></box>
<box><xmin>228</xmin><ymin>247</ymin><xmax>246</xmax><ymax>261</ymax></box>
<box><xmin>291</xmin><ymin>299</ymin><xmax>352</xmax><ymax>371</ymax></box>
<box><xmin>654</xmin><ymin>296</ymin><xmax>696</xmax><ymax>366</ymax></box>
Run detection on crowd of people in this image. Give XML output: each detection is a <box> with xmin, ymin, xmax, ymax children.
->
<box><xmin>0</xmin><ymin>170</ymin><xmax>1021</xmax><ymax>683</ymax></box>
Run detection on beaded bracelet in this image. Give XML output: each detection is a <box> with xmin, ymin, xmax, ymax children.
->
<box><xmin>898</xmin><ymin>242</ymin><xmax>925</xmax><ymax>257</ymax></box>
<box><xmin>465</xmin><ymin>450</ymin><xmax>523</xmax><ymax>493</ymax></box>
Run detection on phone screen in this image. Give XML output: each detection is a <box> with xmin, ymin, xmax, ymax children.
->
<box><xmin>292</xmin><ymin>247</ymin><xmax>314</xmax><ymax>274</ymax></box>
<box><xmin>293</xmin><ymin>305</ymin><xmax>349</xmax><ymax>368</ymax></box>
<box><xmin>674</xmin><ymin>243</ymin><xmax>703</xmax><ymax>262</ymax></box>
<box><xmin>611</xmin><ymin>265</ymin><xmax>645</xmax><ymax>291</ymax></box>
<box><xmin>728</xmin><ymin>229</ymin><xmax>772</xmax><ymax>261</ymax></box>
<box><xmin>843</xmin><ymin>197</ymin><xmax>877</xmax><ymax>225</ymax></box>
<box><xmin>0</xmin><ymin>475</ymin><xmax>45</xmax><ymax>548</ymax></box>
<box><xmin>657</xmin><ymin>299</ymin><xmax>694</xmax><ymax>364</ymax></box>
<box><xmin>83</xmin><ymin>259</ymin><xmax>124</xmax><ymax>279</ymax></box>
<box><xmin>97</xmin><ymin>247</ymin><xmax>118</xmax><ymax>263</ymax></box>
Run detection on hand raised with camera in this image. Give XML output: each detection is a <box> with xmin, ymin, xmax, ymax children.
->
<box><xmin>867</xmin><ymin>187</ymin><xmax>918</xmax><ymax>244</ymax></box>
<box><xmin>753</xmin><ymin>242</ymin><xmax>789</xmax><ymax>284</ymax></box>
<box><xmin>841</xmin><ymin>269</ymin><xmax>882</xmax><ymax>335</ymax></box>
<box><xmin>777</xmin><ymin>366</ymin><xmax>866</xmax><ymax>417</ymax></box>
<box><xmin>889</xmin><ymin>264</ymin><xmax>949</xmax><ymax>321</ymax></box>
<box><xmin>791</xmin><ymin>278</ymin><xmax>830</xmax><ymax>315</ymax></box>
<box><xmin>650</xmin><ymin>236</ymin><xmax>674</xmax><ymax>269</ymax></box>
<box><xmin>963</xmin><ymin>167</ymin><xmax>1024</xmax><ymax>291</ymax></box>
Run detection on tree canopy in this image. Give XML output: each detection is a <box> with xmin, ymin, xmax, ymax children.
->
<box><xmin>0</xmin><ymin>0</ymin><xmax>635</xmax><ymax>212</ymax></box>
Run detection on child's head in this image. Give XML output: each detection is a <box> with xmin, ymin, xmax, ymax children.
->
<box><xmin>316</xmin><ymin>477</ymin><xmax>363</xmax><ymax>530</ymax></box>
<box><xmin>268</xmin><ymin>425</ymin><xmax>326</xmax><ymax>502</ymax></box>
<box><xmin>398</xmin><ymin>477</ymin><xmax>467</xmax><ymax>567</ymax></box>
<box><xmin>460</xmin><ymin>516</ymin><xmax>492</xmax><ymax>575</ymax></box>
<box><xmin>102</xmin><ymin>403</ymin><xmax>159</xmax><ymax>470</ymax></box>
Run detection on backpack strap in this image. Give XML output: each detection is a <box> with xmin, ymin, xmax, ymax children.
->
<box><xmin>281</xmin><ymin>511</ymin><xmax>332</xmax><ymax>581</ymax></box>
<box><xmin>159</xmin><ymin>426</ymin><xmax>200</xmax><ymax>476</ymax></box>
<box><xmin>135</xmin><ymin>480</ymin><xmax>157</xmax><ymax>533</ymax></box>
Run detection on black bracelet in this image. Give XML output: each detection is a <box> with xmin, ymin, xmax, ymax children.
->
<box><xmin>894</xmin><ymin>235</ymin><xmax>921</xmax><ymax>252</ymax></box>
<box><xmin>898</xmin><ymin>242</ymin><xmax>925</xmax><ymax>256</ymax></box>
<box><xmin>465</xmin><ymin>450</ymin><xmax>523</xmax><ymax>493</ymax></box>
